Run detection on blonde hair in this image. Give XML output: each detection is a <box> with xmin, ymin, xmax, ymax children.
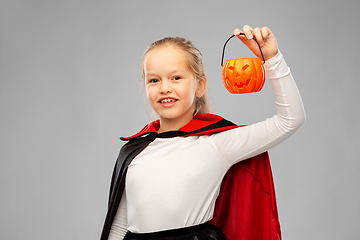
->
<box><xmin>140</xmin><ymin>37</ymin><xmax>211</xmax><ymax>114</ymax></box>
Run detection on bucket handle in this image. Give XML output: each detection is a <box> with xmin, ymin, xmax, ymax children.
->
<box><xmin>221</xmin><ymin>33</ymin><xmax>266</xmax><ymax>66</ymax></box>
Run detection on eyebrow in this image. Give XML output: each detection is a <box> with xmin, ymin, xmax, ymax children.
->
<box><xmin>145</xmin><ymin>73</ymin><xmax>156</xmax><ymax>78</ymax></box>
<box><xmin>145</xmin><ymin>70</ymin><xmax>184</xmax><ymax>78</ymax></box>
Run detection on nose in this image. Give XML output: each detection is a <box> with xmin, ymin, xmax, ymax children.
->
<box><xmin>160</xmin><ymin>80</ymin><xmax>172</xmax><ymax>94</ymax></box>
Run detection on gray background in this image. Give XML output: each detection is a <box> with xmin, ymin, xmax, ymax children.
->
<box><xmin>1</xmin><ymin>0</ymin><xmax>359</xmax><ymax>239</ymax></box>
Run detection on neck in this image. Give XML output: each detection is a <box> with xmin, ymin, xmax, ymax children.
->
<box><xmin>157</xmin><ymin>114</ymin><xmax>194</xmax><ymax>134</ymax></box>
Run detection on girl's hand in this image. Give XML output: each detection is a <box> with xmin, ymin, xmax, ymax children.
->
<box><xmin>234</xmin><ymin>25</ymin><xmax>279</xmax><ymax>61</ymax></box>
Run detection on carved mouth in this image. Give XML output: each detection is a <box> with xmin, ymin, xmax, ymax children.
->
<box><xmin>234</xmin><ymin>78</ymin><xmax>251</xmax><ymax>88</ymax></box>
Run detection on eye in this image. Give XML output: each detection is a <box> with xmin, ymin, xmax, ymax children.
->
<box><xmin>148</xmin><ymin>78</ymin><xmax>159</xmax><ymax>84</ymax></box>
<box><xmin>172</xmin><ymin>76</ymin><xmax>181</xmax><ymax>81</ymax></box>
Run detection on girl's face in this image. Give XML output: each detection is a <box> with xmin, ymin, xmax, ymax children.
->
<box><xmin>144</xmin><ymin>46</ymin><xmax>205</xmax><ymax>128</ymax></box>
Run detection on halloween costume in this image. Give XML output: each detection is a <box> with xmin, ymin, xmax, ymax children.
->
<box><xmin>101</xmin><ymin>52</ymin><xmax>305</xmax><ymax>240</ymax></box>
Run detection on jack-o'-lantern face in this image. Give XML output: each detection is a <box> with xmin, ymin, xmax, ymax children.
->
<box><xmin>222</xmin><ymin>57</ymin><xmax>265</xmax><ymax>94</ymax></box>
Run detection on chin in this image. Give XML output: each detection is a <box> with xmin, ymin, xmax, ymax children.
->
<box><xmin>157</xmin><ymin>105</ymin><xmax>195</xmax><ymax>122</ymax></box>
<box><xmin>158</xmin><ymin>113</ymin><xmax>181</xmax><ymax>120</ymax></box>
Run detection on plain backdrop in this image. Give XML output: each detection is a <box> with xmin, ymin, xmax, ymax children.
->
<box><xmin>1</xmin><ymin>0</ymin><xmax>359</xmax><ymax>239</ymax></box>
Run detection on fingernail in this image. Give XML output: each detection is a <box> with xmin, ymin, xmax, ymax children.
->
<box><xmin>247</xmin><ymin>34</ymin><xmax>253</xmax><ymax>39</ymax></box>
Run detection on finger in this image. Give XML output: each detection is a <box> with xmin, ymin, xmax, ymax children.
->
<box><xmin>261</xmin><ymin>27</ymin><xmax>270</xmax><ymax>40</ymax></box>
<box><xmin>234</xmin><ymin>28</ymin><xmax>246</xmax><ymax>43</ymax></box>
<box><xmin>233</xmin><ymin>28</ymin><xmax>241</xmax><ymax>36</ymax></box>
<box><xmin>243</xmin><ymin>25</ymin><xmax>253</xmax><ymax>40</ymax></box>
<box><xmin>253</xmin><ymin>28</ymin><xmax>264</xmax><ymax>47</ymax></box>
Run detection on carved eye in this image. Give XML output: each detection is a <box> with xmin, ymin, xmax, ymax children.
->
<box><xmin>222</xmin><ymin>57</ymin><xmax>265</xmax><ymax>94</ymax></box>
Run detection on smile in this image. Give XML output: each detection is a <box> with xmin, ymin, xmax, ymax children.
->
<box><xmin>234</xmin><ymin>78</ymin><xmax>251</xmax><ymax>88</ymax></box>
<box><xmin>159</xmin><ymin>98</ymin><xmax>178</xmax><ymax>107</ymax></box>
<box><xmin>159</xmin><ymin>98</ymin><xmax>178</xmax><ymax>103</ymax></box>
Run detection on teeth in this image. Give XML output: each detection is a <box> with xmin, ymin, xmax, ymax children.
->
<box><xmin>161</xmin><ymin>99</ymin><xmax>176</xmax><ymax>103</ymax></box>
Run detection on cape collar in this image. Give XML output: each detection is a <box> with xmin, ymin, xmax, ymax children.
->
<box><xmin>120</xmin><ymin>113</ymin><xmax>242</xmax><ymax>141</ymax></box>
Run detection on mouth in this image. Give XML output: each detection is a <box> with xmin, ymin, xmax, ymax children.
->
<box><xmin>234</xmin><ymin>78</ymin><xmax>251</xmax><ymax>88</ymax></box>
<box><xmin>158</xmin><ymin>98</ymin><xmax>178</xmax><ymax>103</ymax></box>
<box><xmin>158</xmin><ymin>98</ymin><xmax>178</xmax><ymax>107</ymax></box>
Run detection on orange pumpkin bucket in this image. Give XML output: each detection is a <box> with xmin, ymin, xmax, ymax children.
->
<box><xmin>221</xmin><ymin>34</ymin><xmax>266</xmax><ymax>94</ymax></box>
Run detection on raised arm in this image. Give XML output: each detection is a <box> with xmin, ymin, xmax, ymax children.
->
<box><xmin>209</xmin><ymin>26</ymin><xmax>306</xmax><ymax>165</ymax></box>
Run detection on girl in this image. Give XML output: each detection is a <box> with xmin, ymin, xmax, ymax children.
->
<box><xmin>101</xmin><ymin>25</ymin><xmax>305</xmax><ymax>240</ymax></box>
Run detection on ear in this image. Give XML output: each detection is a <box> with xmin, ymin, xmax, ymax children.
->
<box><xmin>195</xmin><ymin>77</ymin><xmax>207</xmax><ymax>98</ymax></box>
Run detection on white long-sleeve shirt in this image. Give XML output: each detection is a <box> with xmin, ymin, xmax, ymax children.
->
<box><xmin>108</xmin><ymin>52</ymin><xmax>306</xmax><ymax>239</ymax></box>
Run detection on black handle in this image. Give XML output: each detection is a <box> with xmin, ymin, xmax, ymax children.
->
<box><xmin>221</xmin><ymin>33</ymin><xmax>265</xmax><ymax>66</ymax></box>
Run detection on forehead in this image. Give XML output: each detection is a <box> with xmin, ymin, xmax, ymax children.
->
<box><xmin>144</xmin><ymin>46</ymin><xmax>189</xmax><ymax>71</ymax></box>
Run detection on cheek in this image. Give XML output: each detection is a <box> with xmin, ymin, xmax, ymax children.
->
<box><xmin>184</xmin><ymin>82</ymin><xmax>197</xmax><ymax>102</ymax></box>
<box><xmin>145</xmin><ymin>88</ymin><xmax>150</xmax><ymax>99</ymax></box>
<box><xmin>145</xmin><ymin>86</ymin><xmax>155</xmax><ymax>105</ymax></box>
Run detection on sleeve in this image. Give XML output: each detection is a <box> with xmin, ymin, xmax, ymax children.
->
<box><xmin>108</xmin><ymin>191</ymin><xmax>128</xmax><ymax>240</ymax></box>
<box><xmin>209</xmin><ymin>51</ymin><xmax>306</xmax><ymax>165</ymax></box>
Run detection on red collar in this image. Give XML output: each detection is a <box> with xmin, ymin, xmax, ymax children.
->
<box><xmin>120</xmin><ymin>113</ymin><xmax>240</xmax><ymax>140</ymax></box>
